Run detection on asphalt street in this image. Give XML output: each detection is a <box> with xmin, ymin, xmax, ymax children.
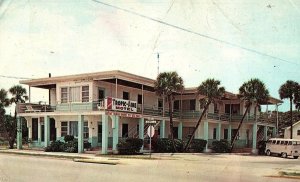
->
<box><xmin>0</xmin><ymin>153</ymin><xmax>299</xmax><ymax>182</ymax></box>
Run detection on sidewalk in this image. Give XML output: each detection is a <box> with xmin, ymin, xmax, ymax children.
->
<box><xmin>0</xmin><ymin>148</ymin><xmax>122</xmax><ymax>165</ymax></box>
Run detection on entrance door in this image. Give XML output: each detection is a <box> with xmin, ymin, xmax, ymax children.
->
<box><xmin>50</xmin><ymin>118</ymin><xmax>56</xmax><ymax>141</ymax></box>
<box><xmin>32</xmin><ymin>118</ymin><xmax>38</xmax><ymax>141</ymax></box>
<box><xmin>122</xmin><ymin>124</ymin><xmax>128</xmax><ymax>137</ymax></box>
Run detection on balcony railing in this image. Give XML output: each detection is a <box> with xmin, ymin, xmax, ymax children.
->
<box><xmin>17</xmin><ymin>101</ymin><xmax>258</xmax><ymax>123</ymax></box>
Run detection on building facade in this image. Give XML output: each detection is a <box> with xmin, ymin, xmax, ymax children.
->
<box><xmin>16</xmin><ymin>70</ymin><xmax>282</xmax><ymax>154</ymax></box>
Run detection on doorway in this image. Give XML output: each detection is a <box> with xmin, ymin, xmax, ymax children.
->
<box><xmin>50</xmin><ymin>118</ymin><xmax>56</xmax><ymax>141</ymax></box>
<box><xmin>122</xmin><ymin>124</ymin><xmax>128</xmax><ymax>137</ymax></box>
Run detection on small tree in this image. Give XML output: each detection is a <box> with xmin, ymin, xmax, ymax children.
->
<box><xmin>154</xmin><ymin>72</ymin><xmax>184</xmax><ymax>152</ymax></box>
<box><xmin>231</xmin><ymin>78</ymin><xmax>269</xmax><ymax>151</ymax></box>
<box><xmin>279</xmin><ymin>80</ymin><xmax>299</xmax><ymax>139</ymax></box>
<box><xmin>184</xmin><ymin>79</ymin><xmax>225</xmax><ymax>151</ymax></box>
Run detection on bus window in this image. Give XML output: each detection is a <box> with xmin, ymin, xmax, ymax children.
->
<box><xmin>267</xmin><ymin>140</ymin><xmax>272</xmax><ymax>144</ymax></box>
<box><xmin>272</xmin><ymin>140</ymin><xmax>276</xmax><ymax>144</ymax></box>
<box><xmin>280</xmin><ymin>141</ymin><xmax>285</xmax><ymax>145</ymax></box>
<box><xmin>284</xmin><ymin>141</ymin><xmax>288</xmax><ymax>145</ymax></box>
<box><xmin>288</xmin><ymin>141</ymin><xmax>292</xmax><ymax>145</ymax></box>
<box><xmin>276</xmin><ymin>141</ymin><xmax>280</xmax><ymax>145</ymax></box>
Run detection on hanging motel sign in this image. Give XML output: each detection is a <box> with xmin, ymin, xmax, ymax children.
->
<box><xmin>105</xmin><ymin>97</ymin><xmax>137</xmax><ymax>112</ymax></box>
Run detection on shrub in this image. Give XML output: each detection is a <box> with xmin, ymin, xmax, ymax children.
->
<box><xmin>211</xmin><ymin>140</ymin><xmax>230</xmax><ymax>153</ymax></box>
<box><xmin>188</xmin><ymin>139</ymin><xmax>207</xmax><ymax>152</ymax></box>
<box><xmin>45</xmin><ymin>140</ymin><xmax>64</xmax><ymax>152</ymax></box>
<box><xmin>63</xmin><ymin>139</ymin><xmax>78</xmax><ymax>153</ymax></box>
<box><xmin>64</xmin><ymin>135</ymin><xmax>75</xmax><ymax>142</ymax></box>
<box><xmin>153</xmin><ymin>138</ymin><xmax>183</xmax><ymax>153</ymax></box>
<box><xmin>84</xmin><ymin>141</ymin><xmax>92</xmax><ymax>150</ymax></box>
<box><xmin>117</xmin><ymin>138</ymin><xmax>143</xmax><ymax>155</ymax></box>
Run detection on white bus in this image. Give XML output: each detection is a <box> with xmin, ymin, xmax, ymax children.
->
<box><xmin>265</xmin><ymin>138</ymin><xmax>300</xmax><ymax>159</ymax></box>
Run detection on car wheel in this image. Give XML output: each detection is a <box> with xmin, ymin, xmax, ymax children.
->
<box><xmin>293</xmin><ymin>156</ymin><xmax>299</xmax><ymax>159</ymax></box>
<box><xmin>266</xmin><ymin>150</ymin><xmax>271</xmax><ymax>156</ymax></box>
<box><xmin>281</xmin><ymin>153</ymin><xmax>287</xmax><ymax>158</ymax></box>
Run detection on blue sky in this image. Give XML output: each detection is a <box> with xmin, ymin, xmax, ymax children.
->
<box><xmin>0</xmin><ymin>0</ymin><xmax>299</xmax><ymax>112</ymax></box>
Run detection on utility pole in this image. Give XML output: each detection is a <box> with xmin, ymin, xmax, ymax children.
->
<box><xmin>157</xmin><ymin>53</ymin><xmax>159</xmax><ymax>75</ymax></box>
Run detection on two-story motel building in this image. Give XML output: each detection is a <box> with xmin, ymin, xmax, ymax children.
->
<box><xmin>16</xmin><ymin>70</ymin><xmax>282</xmax><ymax>154</ymax></box>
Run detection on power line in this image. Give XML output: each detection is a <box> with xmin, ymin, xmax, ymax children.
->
<box><xmin>91</xmin><ymin>0</ymin><xmax>299</xmax><ymax>66</ymax></box>
<box><xmin>0</xmin><ymin>75</ymin><xmax>32</xmax><ymax>80</ymax></box>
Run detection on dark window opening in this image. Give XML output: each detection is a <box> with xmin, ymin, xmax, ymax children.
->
<box><xmin>213</xmin><ymin>128</ymin><xmax>217</xmax><ymax>139</ymax></box>
<box><xmin>138</xmin><ymin>94</ymin><xmax>142</xmax><ymax>104</ymax></box>
<box><xmin>123</xmin><ymin>91</ymin><xmax>129</xmax><ymax>100</ymax></box>
<box><xmin>122</xmin><ymin>124</ymin><xmax>128</xmax><ymax>137</ymax></box>
<box><xmin>174</xmin><ymin>100</ymin><xmax>180</xmax><ymax>110</ymax></box>
<box><xmin>190</xmin><ymin>99</ymin><xmax>196</xmax><ymax>110</ymax></box>
<box><xmin>224</xmin><ymin>129</ymin><xmax>228</xmax><ymax>140</ymax></box>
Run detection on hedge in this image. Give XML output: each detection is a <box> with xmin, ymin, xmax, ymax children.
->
<box><xmin>153</xmin><ymin>138</ymin><xmax>183</xmax><ymax>153</ymax></box>
<box><xmin>211</xmin><ymin>140</ymin><xmax>230</xmax><ymax>153</ymax></box>
<box><xmin>45</xmin><ymin>135</ymin><xmax>91</xmax><ymax>153</ymax></box>
<box><xmin>117</xmin><ymin>138</ymin><xmax>143</xmax><ymax>155</ymax></box>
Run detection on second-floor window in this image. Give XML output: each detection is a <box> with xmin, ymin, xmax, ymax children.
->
<box><xmin>82</xmin><ymin>86</ymin><xmax>89</xmax><ymax>102</ymax></box>
<box><xmin>138</xmin><ymin>94</ymin><xmax>142</xmax><ymax>104</ymax></box>
<box><xmin>158</xmin><ymin>99</ymin><xmax>163</xmax><ymax>108</ymax></box>
<box><xmin>61</xmin><ymin>88</ymin><xmax>68</xmax><ymax>103</ymax></box>
<box><xmin>174</xmin><ymin>100</ymin><xmax>180</xmax><ymax>110</ymax></box>
<box><xmin>190</xmin><ymin>99</ymin><xmax>196</xmax><ymax>110</ymax></box>
<box><xmin>123</xmin><ymin>91</ymin><xmax>129</xmax><ymax>100</ymax></box>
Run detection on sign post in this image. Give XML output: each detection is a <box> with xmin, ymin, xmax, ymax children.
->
<box><xmin>146</xmin><ymin>120</ymin><xmax>156</xmax><ymax>158</ymax></box>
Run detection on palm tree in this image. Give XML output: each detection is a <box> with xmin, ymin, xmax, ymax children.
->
<box><xmin>279</xmin><ymin>80</ymin><xmax>299</xmax><ymax>139</ymax></box>
<box><xmin>294</xmin><ymin>85</ymin><xmax>300</xmax><ymax>112</ymax></box>
<box><xmin>0</xmin><ymin>89</ymin><xmax>10</xmax><ymax>115</ymax></box>
<box><xmin>154</xmin><ymin>72</ymin><xmax>184</xmax><ymax>151</ymax></box>
<box><xmin>231</xmin><ymin>78</ymin><xmax>269</xmax><ymax>151</ymax></box>
<box><xmin>8</xmin><ymin>85</ymin><xmax>28</xmax><ymax>148</ymax></box>
<box><xmin>184</xmin><ymin>79</ymin><xmax>225</xmax><ymax>151</ymax></box>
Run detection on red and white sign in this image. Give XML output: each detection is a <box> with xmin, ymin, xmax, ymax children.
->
<box><xmin>105</xmin><ymin>97</ymin><xmax>137</xmax><ymax>113</ymax></box>
<box><xmin>147</xmin><ymin>126</ymin><xmax>155</xmax><ymax>137</ymax></box>
<box><xmin>106</xmin><ymin>111</ymin><xmax>142</xmax><ymax>118</ymax></box>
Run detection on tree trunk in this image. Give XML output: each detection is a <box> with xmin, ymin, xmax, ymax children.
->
<box><xmin>230</xmin><ymin>105</ymin><xmax>250</xmax><ymax>152</ymax></box>
<box><xmin>184</xmin><ymin>102</ymin><xmax>209</xmax><ymax>152</ymax></box>
<box><xmin>290</xmin><ymin>98</ymin><xmax>293</xmax><ymax>139</ymax></box>
<box><xmin>168</xmin><ymin>96</ymin><xmax>177</xmax><ymax>152</ymax></box>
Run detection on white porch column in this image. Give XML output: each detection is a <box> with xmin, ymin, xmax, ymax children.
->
<box><xmin>78</xmin><ymin>115</ymin><xmax>84</xmax><ymax>153</ymax></box>
<box><xmin>101</xmin><ymin>114</ymin><xmax>109</xmax><ymax>154</ymax></box>
<box><xmin>216</xmin><ymin>123</ymin><xmax>221</xmax><ymax>140</ymax></box>
<box><xmin>44</xmin><ymin>116</ymin><xmax>50</xmax><ymax>147</ymax></box>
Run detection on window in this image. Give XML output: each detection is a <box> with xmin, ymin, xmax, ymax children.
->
<box><xmin>213</xmin><ymin>128</ymin><xmax>217</xmax><ymax>139</ymax></box>
<box><xmin>61</xmin><ymin>87</ymin><xmax>68</xmax><ymax>103</ymax></box>
<box><xmin>232</xmin><ymin>129</ymin><xmax>239</xmax><ymax>140</ymax></box>
<box><xmin>61</xmin><ymin>122</ymin><xmax>68</xmax><ymax>137</ymax></box>
<box><xmin>174</xmin><ymin>100</ymin><xmax>180</xmax><ymax>110</ymax></box>
<box><xmin>69</xmin><ymin>87</ymin><xmax>80</xmax><ymax>102</ymax></box>
<box><xmin>69</xmin><ymin>121</ymin><xmax>78</xmax><ymax>137</ymax></box>
<box><xmin>276</xmin><ymin>140</ymin><xmax>280</xmax><ymax>145</ymax></box>
<box><xmin>190</xmin><ymin>99</ymin><xmax>196</xmax><ymax>110</ymax></box>
<box><xmin>158</xmin><ymin>99</ymin><xmax>163</xmax><ymax>108</ymax></box>
<box><xmin>138</xmin><ymin>94</ymin><xmax>142</xmax><ymax>104</ymax></box>
<box><xmin>298</xmin><ymin>130</ymin><xmax>300</xmax><ymax>136</ymax></box>
<box><xmin>82</xmin><ymin>86</ymin><xmax>89</xmax><ymax>102</ymax></box>
<box><xmin>40</xmin><ymin>117</ymin><xmax>44</xmax><ymax>142</ymax></box>
<box><xmin>123</xmin><ymin>91</ymin><xmax>129</xmax><ymax>100</ymax></box>
<box><xmin>224</xmin><ymin>129</ymin><xmax>228</xmax><ymax>140</ymax></box>
<box><xmin>272</xmin><ymin>140</ymin><xmax>276</xmax><ymax>144</ymax></box>
<box><xmin>84</xmin><ymin>122</ymin><xmax>89</xmax><ymax>139</ymax></box>
<box><xmin>214</xmin><ymin>103</ymin><xmax>218</xmax><ymax>113</ymax></box>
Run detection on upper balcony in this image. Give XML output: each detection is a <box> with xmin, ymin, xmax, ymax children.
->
<box><xmin>17</xmin><ymin>97</ymin><xmax>259</xmax><ymax>123</ymax></box>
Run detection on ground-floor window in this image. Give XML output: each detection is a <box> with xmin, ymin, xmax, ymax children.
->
<box><xmin>297</xmin><ymin>130</ymin><xmax>300</xmax><ymax>136</ymax></box>
<box><xmin>61</xmin><ymin>121</ymin><xmax>89</xmax><ymax>138</ymax></box>
<box><xmin>232</xmin><ymin>129</ymin><xmax>239</xmax><ymax>140</ymax></box>
<box><xmin>213</xmin><ymin>128</ymin><xmax>217</xmax><ymax>139</ymax></box>
<box><xmin>224</xmin><ymin>129</ymin><xmax>228</xmax><ymax>140</ymax></box>
<box><xmin>61</xmin><ymin>122</ymin><xmax>68</xmax><ymax>137</ymax></box>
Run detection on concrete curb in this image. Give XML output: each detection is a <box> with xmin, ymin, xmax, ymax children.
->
<box><xmin>0</xmin><ymin>149</ymin><xmax>89</xmax><ymax>160</ymax></box>
<box><xmin>73</xmin><ymin>158</ymin><xmax>119</xmax><ymax>165</ymax></box>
